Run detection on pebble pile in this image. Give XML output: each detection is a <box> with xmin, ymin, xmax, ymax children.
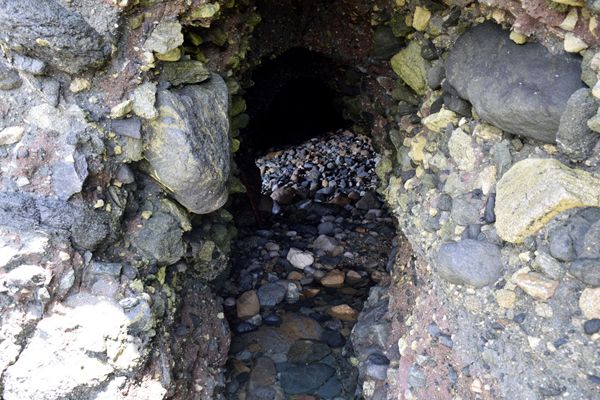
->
<box><xmin>223</xmin><ymin>131</ymin><xmax>396</xmax><ymax>399</ymax></box>
<box><xmin>257</xmin><ymin>131</ymin><xmax>380</xmax><ymax>199</ymax></box>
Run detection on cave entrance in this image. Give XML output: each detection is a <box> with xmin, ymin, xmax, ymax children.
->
<box><xmin>239</xmin><ymin>46</ymin><xmax>352</xmax><ymax>156</ymax></box>
<box><xmin>223</xmin><ymin>45</ymin><xmax>399</xmax><ymax>399</ymax></box>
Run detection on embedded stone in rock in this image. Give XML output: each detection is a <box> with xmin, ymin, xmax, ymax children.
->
<box><xmin>131</xmin><ymin>212</ymin><xmax>185</xmax><ymax>265</ymax></box>
<box><xmin>159</xmin><ymin>60</ymin><xmax>210</xmax><ymax>86</ymax></box>
<box><xmin>0</xmin><ymin>61</ymin><xmax>21</xmax><ymax>90</ymax></box>
<box><xmin>286</xmin><ymin>248</ymin><xmax>315</xmax><ymax>269</ymax></box>
<box><xmin>422</xmin><ymin>109</ymin><xmax>458</xmax><ymax>133</ymax></box>
<box><xmin>132</xmin><ymin>82</ymin><xmax>158</xmax><ymax>120</ymax></box>
<box><xmin>495</xmin><ymin>159</ymin><xmax>600</xmax><ymax>243</ymax></box>
<box><xmin>445</xmin><ymin>22</ymin><xmax>583</xmax><ymax>143</ymax></box>
<box><xmin>0</xmin><ymin>0</ymin><xmax>110</xmax><ymax>74</ymax></box>
<box><xmin>512</xmin><ymin>270</ymin><xmax>559</xmax><ymax>301</ymax></box>
<box><xmin>236</xmin><ymin>290</ymin><xmax>260</xmax><ymax>320</ymax></box>
<box><xmin>1</xmin><ymin>264</ymin><xmax>47</xmax><ymax>290</ymax></box>
<box><xmin>579</xmin><ymin>288</ymin><xmax>600</xmax><ymax>319</ymax></box>
<box><xmin>0</xmin><ymin>126</ymin><xmax>24</xmax><ymax>145</ymax></box>
<box><xmin>556</xmin><ymin>88</ymin><xmax>599</xmax><ymax>161</ymax></box>
<box><xmin>143</xmin><ymin>19</ymin><xmax>184</xmax><ymax>56</ymax></box>
<box><xmin>433</xmin><ymin>239</ymin><xmax>503</xmax><ymax>288</ymax></box>
<box><xmin>143</xmin><ymin>74</ymin><xmax>230</xmax><ymax>214</ymax></box>
<box><xmin>390</xmin><ymin>41</ymin><xmax>428</xmax><ymax>95</ymax></box>
<box><xmin>569</xmin><ymin>259</ymin><xmax>600</xmax><ymax>287</ymax></box>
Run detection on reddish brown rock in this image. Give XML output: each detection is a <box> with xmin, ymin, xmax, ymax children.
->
<box><xmin>345</xmin><ymin>270</ymin><xmax>363</xmax><ymax>285</ymax></box>
<box><xmin>280</xmin><ymin>313</ymin><xmax>323</xmax><ymax>340</ymax></box>
<box><xmin>328</xmin><ymin>304</ymin><xmax>359</xmax><ymax>322</ymax></box>
<box><xmin>236</xmin><ymin>290</ymin><xmax>260</xmax><ymax>319</ymax></box>
<box><xmin>320</xmin><ymin>269</ymin><xmax>345</xmax><ymax>288</ymax></box>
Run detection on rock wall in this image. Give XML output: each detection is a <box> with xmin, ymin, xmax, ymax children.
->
<box><xmin>0</xmin><ymin>0</ymin><xmax>599</xmax><ymax>399</ymax></box>
<box><xmin>369</xmin><ymin>2</ymin><xmax>600</xmax><ymax>399</ymax></box>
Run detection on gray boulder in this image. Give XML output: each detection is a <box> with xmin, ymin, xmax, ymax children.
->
<box><xmin>143</xmin><ymin>74</ymin><xmax>230</xmax><ymax>214</ymax></box>
<box><xmin>434</xmin><ymin>239</ymin><xmax>504</xmax><ymax>287</ymax></box>
<box><xmin>0</xmin><ymin>0</ymin><xmax>110</xmax><ymax>74</ymax></box>
<box><xmin>557</xmin><ymin>88</ymin><xmax>599</xmax><ymax>161</ymax></box>
<box><xmin>446</xmin><ymin>22</ymin><xmax>583</xmax><ymax>143</ymax></box>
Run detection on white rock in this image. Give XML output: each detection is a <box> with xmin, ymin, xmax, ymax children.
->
<box><xmin>579</xmin><ymin>287</ymin><xmax>600</xmax><ymax>319</ymax></box>
<box><xmin>0</xmin><ymin>126</ymin><xmax>25</xmax><ymax>145</ymax></box>
<box><xmin>2</xmin><ymin>294</ymin><xmax>142</xmax><ymax>400</ymax></box>
<box><xmin>559</xmin><ymin>8</ymin><xmax>578</xmax><ymax>32</ymax></box>
<box><xmin>286</xmin><ymin>248</ymin><xmax>314</xmax><ymax>269</ymax></box>
<box><xmin>564</xmin><ymin>33</ymin><xmax>588</xmax><ymax>53</ymax></box>
<box><xmin>448</xmin><ymin>128</ymin><xmax>475</xmax><ymax>171</ymax></box>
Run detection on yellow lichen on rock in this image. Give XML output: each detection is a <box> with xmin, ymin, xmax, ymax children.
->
<box><xmin>495</xmin><ymin>158</ymin><xmax>600</xmax><ymax>243</ymax></box>
<box><xmin>412</xmin><ymin>7</ymin><xmax>431</xmax><ymax>31</ymax></box>
<box><xmin>390</xmin><ymin>41</ymin><xmax>428</xmax><ymax>95</ymax></box>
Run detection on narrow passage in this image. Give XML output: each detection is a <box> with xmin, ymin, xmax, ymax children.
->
<box><xmin>223</xmin><ymin>131</ymin><xmax>397</xmax><ymax>399</ymax></box>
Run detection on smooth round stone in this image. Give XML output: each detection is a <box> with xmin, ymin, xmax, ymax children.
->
<box><xmin>584</xmin><ymin>319</ymin><xmax>600</xmax><ymax>335</ymax></box>
<box><xmin>322</xmin><ymin>329</ymin><xmax>346</xmax><ymax>348</ymax></box>
<box><xmin>318</xmin><ymin>221</ymin><xmax>335</xmax><ymax>235</ymax></box>
<box><xmin>263</xmin><ymin>314</ymin><xmax>282</xmax><ymax>327</ymax></box>
<box><xmin>257</xmin><ymin>282</ymin><xmax>287</xmax><ymax>307</ymax></box>
<box><xmin>235</xmin><ymin>322</ymin><xmax>258</xmax><ymax>334</ymax></box>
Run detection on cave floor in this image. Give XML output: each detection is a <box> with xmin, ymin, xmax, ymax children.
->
<box><xmin>222</xmin><ymin>131</ymin><xmax>398</xmax><ymax>399</ymax></box>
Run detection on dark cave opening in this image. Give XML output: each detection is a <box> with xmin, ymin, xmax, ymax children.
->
<box><xmin>239</xmin><ymin>47</ymin><xmax>353</xmax><ymax>156</ymax></box>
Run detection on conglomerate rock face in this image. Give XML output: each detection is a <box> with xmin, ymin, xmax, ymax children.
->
<box><xmin>0</xmin><ymin>0</ymin><xmax>599</xmax><ymax>399</ymax></box>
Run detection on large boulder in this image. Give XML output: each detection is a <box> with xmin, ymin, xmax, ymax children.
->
<box><xmin>0</xmin><ymin>0</ymin><xmax>110</xmax><ymax>74</ymax></box>
<box><xmin>446</xmin><ymin>22</ymin><xmax>583</xmax><ymax>143</ymax></box>
<box><xmin>143</xmin><ymin>74</ymin><xmax>231</xmax><ymax>214</ymax></box>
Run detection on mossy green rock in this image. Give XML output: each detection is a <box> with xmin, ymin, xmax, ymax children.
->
<box><xmin>160</xmin><ymin>60</ymin><xmax>210</xmax><ymax>86</ymax></box>
<box><xmin>496</xmin><ymin>158</ymin><xmax>600</xmax><ymax>243</ymax></box>
<box><xmin>143</xmin><ymin>74</ymin><xmax>230</xmax><ymax>214</ymax></box>
<box><xmin>390</xmin><ymin>42</ymin><xmax>428</xmax><ymax>95</ymax></box>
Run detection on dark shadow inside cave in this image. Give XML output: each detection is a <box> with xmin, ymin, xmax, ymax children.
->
<box><xmin>239</xmin><ymin>47</ymin><xmax>353</xmax><ymax>156</ymax></box>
